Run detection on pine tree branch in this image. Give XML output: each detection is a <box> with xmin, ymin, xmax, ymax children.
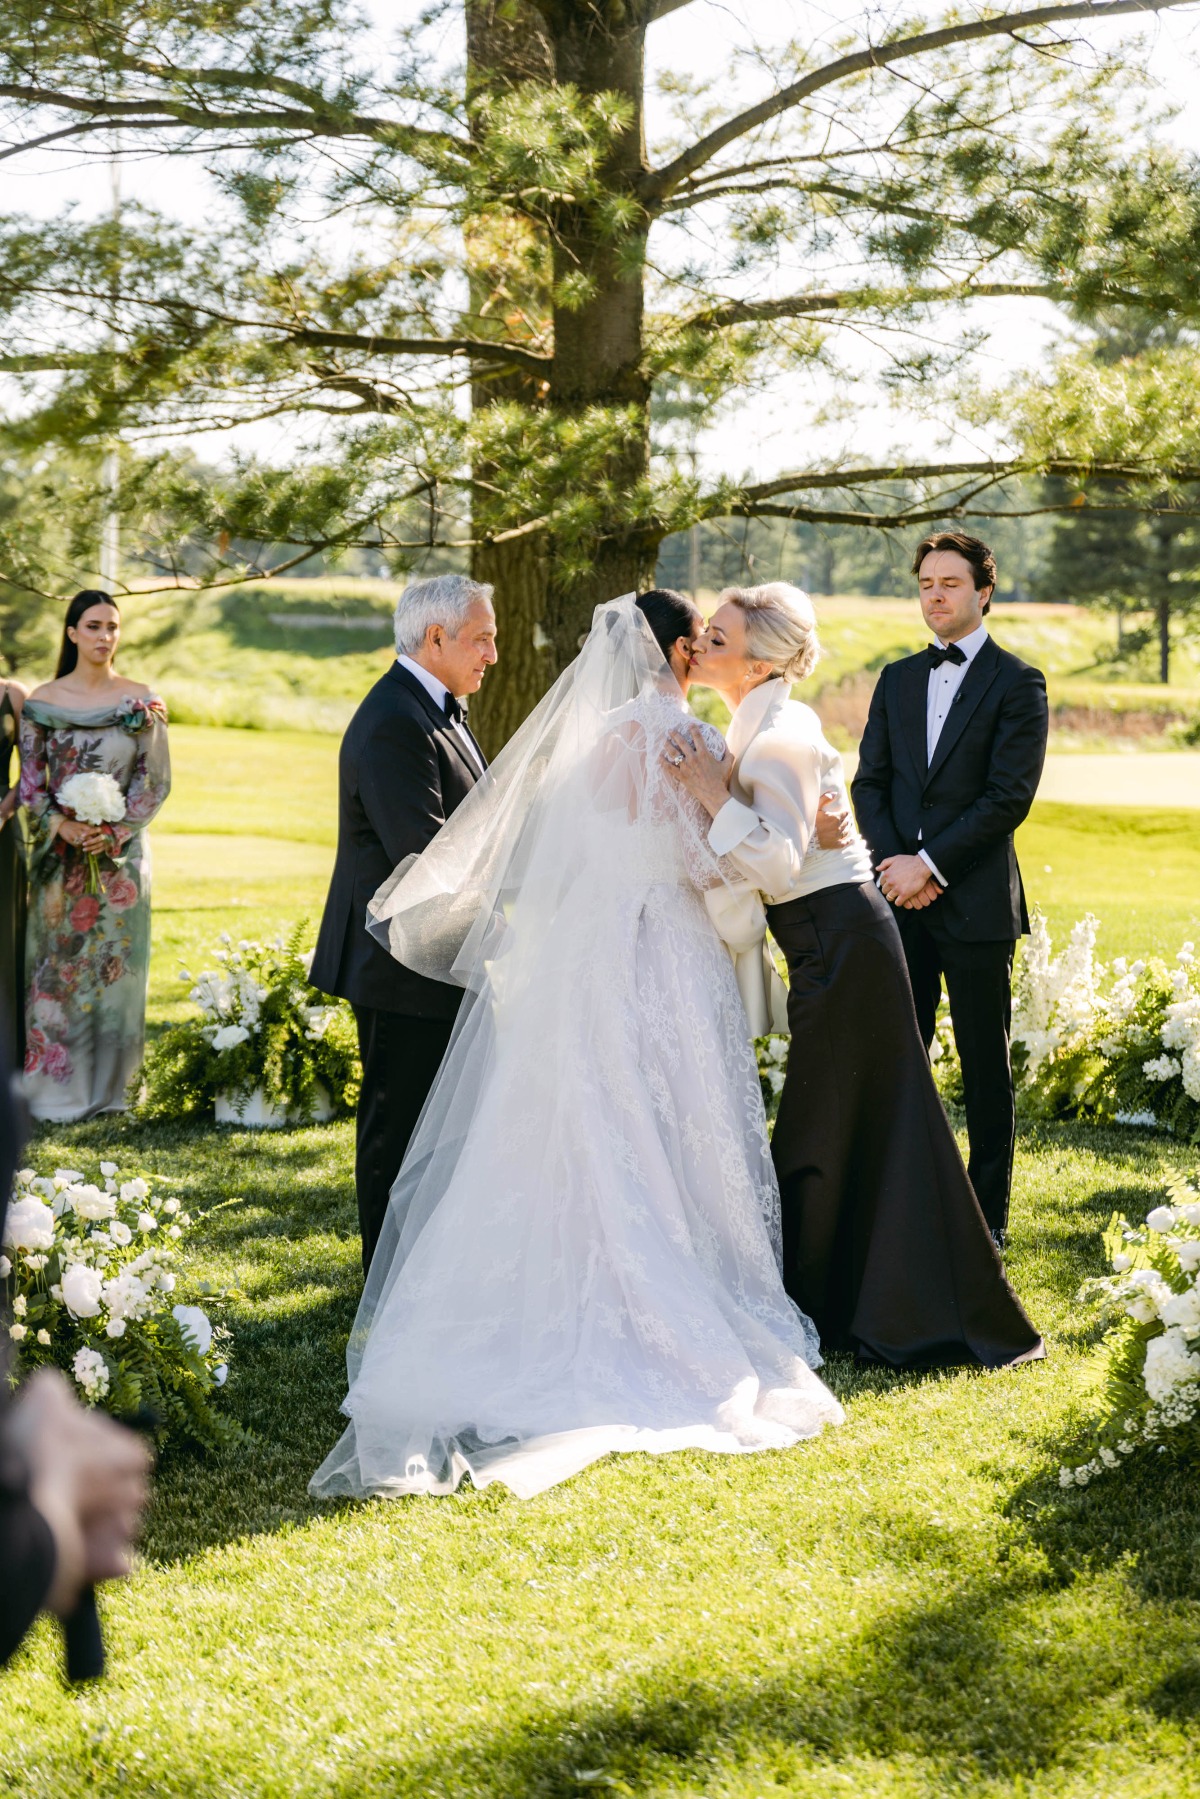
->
<box><xmin>708</xmin><ymin>455</ymin><xmax>1200</xmax><ymax>528</ymax></box>
<box><xmin>289</xmin><ymin>327</ymin><xmax>550</xmax><ymax>373</ymax></box>
<box><xmin>643</xmin><ymin>0</ymin><xmax>1195</xmax><ymax>203</ymax></box>
<box><xmin>0</xmin><ymin>82</ymin><xmax>463</xmax><ymax>159</ymax></box>
<box><xmin>678</xmin><ymin>280</ymin><xmax>1151</xmax><ymax>332</ymax></box>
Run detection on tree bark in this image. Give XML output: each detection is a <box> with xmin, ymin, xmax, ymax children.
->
<box><xmin>1159</xmin><ymin>590</ymin><xmax>1171</xmax><ymax>684</ymax></box>
<box><xmin>466</xmin><ymin>0</ymin><xmax>658</xmax><ymax>748</ymax></box>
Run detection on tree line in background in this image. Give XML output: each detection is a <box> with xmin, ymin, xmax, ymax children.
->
<box><xmin>4</xmin><ymin>2</ymin><xmax>1200</xmax><ymax>736</ymax></box>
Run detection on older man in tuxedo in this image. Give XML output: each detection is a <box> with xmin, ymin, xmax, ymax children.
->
<box><xmin>851</xmin><ymin>532</ymin><xmax>1048</xmax><ymax>1246</ymax></box>
<box><xmin>311</xmin><ymin>575</ymin><xmax>497</xmax><ymax>1273</ymax></box>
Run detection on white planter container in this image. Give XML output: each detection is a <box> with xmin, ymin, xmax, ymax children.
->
<box><xmin>214</xmin><ymin>1084</ymin><xmax>334</xmax><ymax>1128</ymax></box>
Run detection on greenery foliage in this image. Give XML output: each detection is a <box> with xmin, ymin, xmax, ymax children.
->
<box><xmin>136</xmin><ymin>923</ymin><xmax>359</xmax><ymax>1124</ymax></box>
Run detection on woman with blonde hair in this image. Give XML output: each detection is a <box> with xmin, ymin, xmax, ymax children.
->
<box><xmin>665</xmin><ymin>581</ymin><xmax>1042</xmax><ymax>1372</ymax></box>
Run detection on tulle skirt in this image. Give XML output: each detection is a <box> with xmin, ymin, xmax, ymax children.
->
<box><xmin>311</xmin><ymin>879</ymin><xmax>843</xmax><ymax>1500</ymax></box>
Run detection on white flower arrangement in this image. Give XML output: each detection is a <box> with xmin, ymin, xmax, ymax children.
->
<box><xmin>3</xmin><ymin>1160</ymin><xmax>236</xmax><ymax>1450</ymax></box>
<box><xmin>1007</xmin><ymin>913</ymin><xmax>1200</xmax><ymax>1140</ymax></box>
<box><xmin>1061</xmin><ymin>1173</ymin><xmax>1200</xmax><ymax>1486</ymax></box>
<box><xmin>136</xmin><ymin>922</ymin><xmax>359</xmax><ymax>1124</ymax></box>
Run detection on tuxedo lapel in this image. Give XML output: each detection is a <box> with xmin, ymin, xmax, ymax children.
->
<box><xmin>386</xmin><ymin>661</ymin><xmax>484</xmax><ymax>786</ymax></box>
<box><xmin>924</xmin><ymin>637</ymin><xmax>1002</xmax><ymax>786</ymax></box>
<box><xmin>899</xmin><ymin>656</ymin><xmax>929</xmax><ymax>783</ymax></box>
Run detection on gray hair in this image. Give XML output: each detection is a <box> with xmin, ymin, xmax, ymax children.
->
<box><xmin>722</xmin><ymin>581</ymin><xmax>820</xmax><ymax>684</ymax></box>
<box><xmin>393</xmin><ymin>574</ymin><xmax>494</xmax><ymax>657</ymax></box>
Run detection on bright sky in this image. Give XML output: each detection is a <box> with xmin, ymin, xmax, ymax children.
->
<box><xmin>8</xmin><ymin>0</ymin><xmax>1200</xmax><ymax>485</ymax></box>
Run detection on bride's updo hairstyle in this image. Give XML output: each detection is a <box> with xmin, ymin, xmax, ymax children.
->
<box><xmin>722</xmin><ymin>581</ymin><xmax>820</xmax><ymax>685</ymax></box>
<box><xmin>635</xmin><ymin>588</ymin><xmax>701</xmax><ymax>663</ymax></box>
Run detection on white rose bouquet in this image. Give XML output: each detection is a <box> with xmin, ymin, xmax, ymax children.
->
<box><xmin>2</xmin><ymin>1159</ymin><xmax>237</xmax><ymax>1451</ymax></box>
<box><xmin>135</xmin><ymin>920</ymin><xmax>359</xmax><ymax>1123</ymax></box>
<box><xmin>54</xmin><ymin>769</ymin><xmax>127</xmax><ymax>893</ymax></box>
<box><xmin>1061</xmin><ymin>1173</ymin><xmax>1200</xmax><ymax>1487</ymax></box>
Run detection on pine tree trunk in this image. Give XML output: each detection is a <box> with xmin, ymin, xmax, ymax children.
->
<box><xmin>465</xmin><ymin>0</ymin><xmax>657</xmax><ymax>748</ymax></box>
<box><xmin>1159</xmin><ymin>591</ymin><xmax>1171</xmax><ymax>684</ymax></box>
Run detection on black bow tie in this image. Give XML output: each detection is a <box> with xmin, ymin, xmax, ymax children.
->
<box><xmin>927</xmin><ymin>642</ymin><xmax>967</xmax><ymax>669</ymax></box>
<box><xmin>443</xmin><ymin>693</ymin><xmax>466</xmax><ymax>725</ymax></box>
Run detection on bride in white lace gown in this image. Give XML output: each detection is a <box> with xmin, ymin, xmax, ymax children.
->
<box><xmin>310</xmin><ymin>593</ymin><xmax>843</xmax><ymax>1501</ymax></box>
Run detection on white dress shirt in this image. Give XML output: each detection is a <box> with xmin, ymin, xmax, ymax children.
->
<box><xmin>396</xmin><ymin>655</ymin><xmax>486</xmax><ymax>774</ymax></box>
<box><xmin>917</xmin><ymin>622</ymin><xmax>989</xmax><ymax>887</ymax></box>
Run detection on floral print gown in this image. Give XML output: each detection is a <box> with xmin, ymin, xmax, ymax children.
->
<box><xmin>19</xmin><ymin>695</ymin><xmax>170</xmax><ymax>1120</ymax></box>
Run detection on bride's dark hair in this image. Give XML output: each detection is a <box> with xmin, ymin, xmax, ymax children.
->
<box><xmin>56</xmin><ymin>590</ymin><xmax>119</xmax><ymax>679</ymax></box>
<box><xmin>635</xmin><ymin>589</ymin><xmax>700</xmax><ymax>663</ymax></box>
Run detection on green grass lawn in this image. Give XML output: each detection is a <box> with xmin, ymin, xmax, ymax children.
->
<box><xmin>4</xmin><ymin>727</ymin><xmax>1200</xmax><ymax>1797</ymax></box>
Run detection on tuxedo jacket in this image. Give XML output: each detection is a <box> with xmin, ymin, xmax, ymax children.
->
<box><xmin>310</xmin><ymin>662</ymin><xmax>485</xmax><ymax>1018</ymax></box>
<box><xmin>850</xmin><ymin>635</ymin><xmax>1048</xmax><ymax>943</ymax></box>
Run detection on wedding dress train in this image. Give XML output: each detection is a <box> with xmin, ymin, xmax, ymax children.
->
<box><xmin>310</xmin><ymin>600</ymin><xmax>842</xmax><ymax>1501</ymax></box>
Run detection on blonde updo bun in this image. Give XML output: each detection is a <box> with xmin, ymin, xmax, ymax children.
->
<box><xmin>722</xmin><ymin>581</ymin><xmax>820</xmax><ymax>684</ymax></box>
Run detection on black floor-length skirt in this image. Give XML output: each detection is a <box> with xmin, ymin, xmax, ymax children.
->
<box><xmin>765</xmin><ymin>880</ymin><xmax>1043</xmax><ymax>1370</ymax></box>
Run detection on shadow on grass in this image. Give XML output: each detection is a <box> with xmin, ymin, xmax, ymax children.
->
<box><xmin>1005</xmin><ymin>1443</ymin><xmax>1200</xmax><ymax>1604</ymax></box>
<box><xmin>307</xmin><ymin>1539</ymin><xmax>1200</xmax><ymax>1797</ymax></box>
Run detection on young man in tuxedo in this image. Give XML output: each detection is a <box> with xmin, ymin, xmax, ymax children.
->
<box><xmin>311</xmin><ymin>574</ymin><xmax>496</xmax><ymax>1272</ymax></box>
<box><xmin>851</xmin><ymin>532</ymin><xmax>1049</xmax><ymax>1246</ymax></box>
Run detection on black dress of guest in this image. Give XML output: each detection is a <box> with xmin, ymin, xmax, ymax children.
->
<box><xmin>709</xmin><ymin>677</ymin><xmax>1043</xmax><ymax>1369</ymax></box>
<box><xmin>310</xmin><ymin>660</ymin><xmax>486</xmax><ymax>1273</ymax></box>
<box><xmin>851</xmin><ymin>633</ymin><xmax>1049</xmax><ymax>1238</ymax></box>
<box><xmin>0</xmin><ymin>1023</ymin><xmax>58</xmax><ymax>1663</ymax></box>
<box><xmin>0</xmin><ymin>689</ymin><xmax>26</xmax><ymax>1074</ymax></box>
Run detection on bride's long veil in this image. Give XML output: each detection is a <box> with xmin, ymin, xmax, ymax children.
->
<box><xmin>343</xmin><ymin>596</ymin><xmax>744</xmax><ymax>1390</ymax></box>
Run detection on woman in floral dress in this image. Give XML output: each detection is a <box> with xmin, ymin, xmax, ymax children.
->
<box><xmin>19</xmin><ymin>592</ymin><xmax>171</xmax><ymax>1120</ymax></box>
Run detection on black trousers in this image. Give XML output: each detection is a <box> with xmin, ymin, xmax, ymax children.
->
<box><xmin>766</xmin><ymin>881</ymin><xmax>1041</xmax><ymax>1369</ymax></box>
<box><xmin>352</xmin><ymin>1006</ymin><xmax>455</xmax><ymax>1275</ymax></box>
<box><xmin>894</xmin><ymin>912</ymin><xmax>1016</xmax><ymax>1238</ymax></box>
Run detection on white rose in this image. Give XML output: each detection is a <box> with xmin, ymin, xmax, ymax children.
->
<box><xmin>3</xmin><ymin>1195</ymin><xmax>56</xmax><ymax>1252</ymax></box>
<box><xmin>0</xmin><ymin>1254</ymin><xmax>10</xmax><ymax>1278</ymax></box>
<box><xmin>36</xmin><ymin>1329</ymin><xmax>51</xmax><ymax>1346</ymax></box>
<box><xmin>1143</xmin><ymin>1328</ymin><xmax>1200</xmax><ymax>1403</ymax></box>
<box><xmin>213</xmin><ymin>1363</ymin><xmax>228</xmax><ymax>1386</ymax></box>
<box><xmin>49</xmin><ymin>1282</ymin><xmax>63</xmax><ymax>1302</ymax></box>
<box><xmin>100</xmin><ymin>1162</ymin><xmax>118</xmax><ymax>1178</ymax></box>
<box><xmin>1176</xmin><ymin>1242</ymin><xmax>1200</xmax><ymax>1273</ymax></box>
<box><xmin>1112</xmin><ymin>1252</ymin><xmax>1132</xmax><ymax>1273</ymax></box>
<box><xmin>105</xmin><ymin>1317</ymin><xmax>127</xmax><ymax>1338</ymax></box>
<box><xmin>211</xmin><ymin>1023</ymin><xmax>251</xmax><ymax>1052</ymax></box>
<box><xmin>168</xmin><ymin>1225</ymin><xmax>182</xmax><ymax>1240</ymax></box>
<box><xmin>1159</xmin><ymin>1286</ymin><xmax>1200</xmax><ymax>1335</ymax></box>
<box><xmin>162</xmin><ymin>1198</ymin><xmax>180</xmax><ymax>1216</ymax></box>
<box><xmin>9</xmin><ymin>1322</ymin><xmax>27</xmax><ymax>1341</ymax></box>
<box><xmin>172</xmin><ymin>1304</ymin><xmax>213</xmax><ymax>1356</ymax></box>
<box><xmin>109</xmin><ymin>1220</ymin><xmax>133</xmax><ymax>1247</ymax></box>
<box><xmin>1146</xmin><ymin>1206</ymin><xmax>1178</xmax><ymax>1234</ymax></box>
<box><xmin>12</xmin><ymin>1294</ymin><xmax>26</xmax><ymax>1317</ymax></box>
<box><xmin>70</xmin><ymin>1184</ymin><xmax>117</xmax><ymax>1222</ymax></box>
<box><xmin>119</xmin><ymin>1178</ymin><xmax>149</xmax><ymax>1204</ymax></box>
<box><xmin>137</xmin><ymin>1212</ymin><xmax>157</xmax><ymax>1234</ymax></box>
<box><xmin>53</xmin><ymin>1168</ymin><xmax>84</xmax><ymax>1185</ymax></box>
<box><xmin>61</xmin><ymin>1263</ymin><xmax>104</xmax><ymax>1319</ymax></box>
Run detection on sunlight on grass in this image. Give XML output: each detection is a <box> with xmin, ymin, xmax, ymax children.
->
<box><xmin>4</xmin><ymin>717</ymin><xmax>1197</xmax><ymax>1797</ymax></box>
